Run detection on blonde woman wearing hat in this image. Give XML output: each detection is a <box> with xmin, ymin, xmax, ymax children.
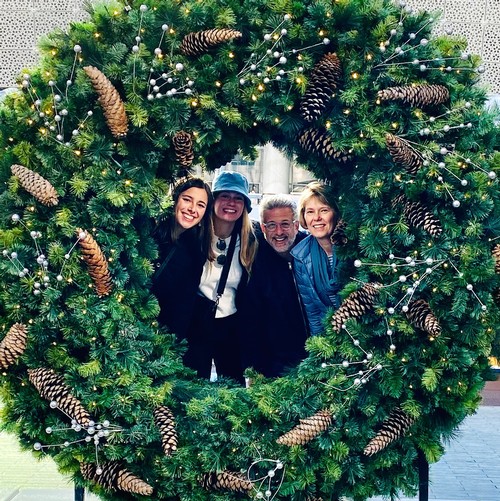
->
<box><xmin>184</xmin><ymin>170</ymin><xmax>258</xmax><ymax>382</ymax></box>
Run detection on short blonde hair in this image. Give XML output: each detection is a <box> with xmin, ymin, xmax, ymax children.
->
<box><xmin>298</xmin><ymin>181</ymin><xmax>340</xmax><ymax>229</ymax></box>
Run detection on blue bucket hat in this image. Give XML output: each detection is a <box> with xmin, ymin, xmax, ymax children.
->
<box><xmin>212</xmin><ymin>171</ymin><xmax>252</xmax><ymax>212</ymax></box>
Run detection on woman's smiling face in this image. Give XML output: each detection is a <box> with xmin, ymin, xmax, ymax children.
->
<box><xmin>214</xmin><ymin>191</ymin><xmax>245</xmax><ymax>223</ymax></box>
<box><xmin>303</xmin><ymin>196</ymin><xmax>337</xmax><ymax>241</ymax></box>
<box><xmin>175</xmin><ymin>187</ymin><xmax>209</xmax><ymax>230</ymax></box>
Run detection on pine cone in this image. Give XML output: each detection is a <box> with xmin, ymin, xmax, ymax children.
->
<box><xmin>172</xmin><ymin>131</ymin><xmax>194</xmax><ymax>170</ymax></box>
<box><xmin>300</xmin><ymin>53</ymin><xmax>342</xmax><ymax>122</ymax></box>
<box><xmin>77</xmin><ymin>229</ymin><xmax>112</xmax><ymax>297</ymax></box>
<box><xmin>298</xmin><ymin>128</ymin><xmax>352</xmax><ymax>162</ymax></box>
<box><xmin>331</xmin><ymin>283</ymin><xmax>380</xmax><ymax>333</ymax></box>
<box><xmin>11</xmin><ymin>164</ymin><xmax>59</xmax><ymax>206</ymax></box>
<box><xmin>393</xmin><ymin>194</ymin><xmax>443</xmax><ymax>237</ymax></box>
<box><xmin>81</xmin><ymin>462</ymin><xmax>153</xmax><ymax>496</ymax></box>
<box><xmin>330</xmin><ymin>219</ymin><xmax>348</xmax><ymax>246</ymax></box>
<box><xmin>406</xmin><ymin>299</ymin><xmax>441</xmax><ymax>338</ymax></box>
<box><xmin>385</xmin><ymin>134</ymin><xmax>423</xmax><ymax>175</ymax></box>
<box><xmin>83</xmin><ymin>66</ymin><xmax>128</xmax><ymax>138</ymax></box>
<box><xmin>180</xmin><ymin>28</ymin><xmax>242</xmax><ymax>56</ymax></box>
<box><xmin>28</xmin><ymin>367</ymin><xmax>91</xmax><ymax>426</ymax></box>
<box><xmin>276</xmin><ymin>409</ymin><xmax>333</xmax><ymax>446</ymax></box>
<box><xmin>0</xmin><ymin>323</ymin><xmax>28</xmax><ymax>369</ymax></box>
<box><xmin>492</xmin><ymin>244</ymin><xmax>500</xmax><ymax>273</ymax></box>
<box><xmin>153</xmin><ymin>406</ymin><xmax>178</xmax><ymax>455</ymax></box>
<box><xmin>200</xmin><ymin>471</ymin><xmax>253</xmax><ymax>493</ymax></box>
<box><xmin>378</xmin><ymin>84</ymin><xmax>449</xmax><ymax>107</ymax></box>
<box><xmin>363</xmin><ymin>407</ymin><xmax>416</xmax><ymax>456</ymax></box>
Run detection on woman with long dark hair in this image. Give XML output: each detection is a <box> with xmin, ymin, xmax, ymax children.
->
<box><xmin>153</xmin><ymin>177</ymin><xmax>214</xmax><ymax>339</ymax></box>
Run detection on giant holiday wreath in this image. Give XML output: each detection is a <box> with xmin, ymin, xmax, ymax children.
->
<box><xmin>1</xmin><ymin>0</ymin><xmax>500</xmax><ymax>500</ymax></box>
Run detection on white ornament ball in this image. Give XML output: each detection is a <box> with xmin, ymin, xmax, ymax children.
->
<box><xmin>342</xmin><ymin>360</ymin><xmax>349</xmax><ymax>368</ymax></box>
<box><xmin>390</xmin><ymin>29</ymin><xmax>397</xmax><ymax>36</ymax></box>
<box><xmin>132</xmin><ymin>45</ymin><xmax>139</xmax><ymax>53</ymax></box>
<box><xmin>279</xmin><ymin>56</ymin><xmax>287</xmax><ymax>64</ymax></box>
<box><xmin>323</xmin><ymin>38</ymin><xmax>330</xmax><ymax>45</ymax></box>
<box><xmin>73</xmin><ymin>45</ymin><xmax>82</xmax><ymax>53</ymax></box>
<box><xmin>239</xmin><ymin>79</ymin><xmax>246</xmax><ymax>85</ymax></box>
<box><xmin>443</xmin><ymin>125</ymin><xmax>450</xmax><ymax>132</ymax></box>
<box><xmin>281</xmin><ymin>29</ymin><xmax>287</xmax><ymax>35</ymax></box>
<box><xmin>268</xmin><ymin>470</ymin><xmax>275</xmax><ymax>478</ymax></box>
<box><xmin>389</xmin><ymin>253</ymin><xmax>395</xmax><ymax>259</ymax></box>
<box><xmin>399</xmin><ymin>275</ymin><xmax>407</xmax><ymax>282</ymax></box>
<box><xmin>175</xmin><ymin>63</ymin><xmax>184</xmax><ymax>71</ymax></box>
<box><xmin>10</xmin><ymin>252</ymin><xmax>18</xmax><ymax>259</ymax></box>
<box><xmin>264</xmin><ymin>77</ymin><xmax>270</xmax><ymax>84</ymax></box>
<box><xmin>409</xmin><ymin>33</ymin><xmax>416</xmax><ymax>39</ymax></box>
<box><xmin>185</xmin><ymin>88</ymin><xmax>193</xmax><ymax>95</ymax></box>
<box><xmin>50</xmin><ymin>401</ymin><xmax>58</xmax><ymax>409</ymax></box>
<box><xmin>96</xmin><ymin>467</ymin><xmax>103</xmax><ymax>475</ymax></box>
<box><xmin>488</xmin><ymin>171</ymin><xmax>496</xmax><ymax>180</ymax></box>
<box><xmin>162</xmin><ymin>24</ymin><xmax>169</xmax><ymax>31</ymax></box>
<box><xmin>481</xmin><ymin>305</ymin><xmax>487</xmax><ymax>311</ymax></box>
<box><xmin>390</xmin><ymin>344</ymin><xmax>396</xmax><ymax>351</ymax></box>
<box><xmin>420</xmin><ymin>38</ymin><xmax>428</xmax><ymax>46</ymax></box>
<box><xmin>34</xmin><ymin>442</ymin><xmax>42</xmax><ymax>451</ymax></box>
<box><xmin>264</xmin><ymin>34</ymin><xmax>271</xmax><ymax>41</ymax></box>
<box><xmin>250</xmin><ymin>64</ymin><xmax>257</xmax><ymax>71</ymax></box>
<box><xmin>388</xmin><ymin>307</ymin><xmax>395</xmax><ymax>314</ymax></box>
<box><xmin>139</xmin><ymin>4</ymin><xmax>148</xmax><ymax>12</ymax></box>
<box><xmin>402</xmin><ymin>305</ymin><xmax>409</xmax><ymax>313</ymax></box>
<box><xmin>57</xmin><ymin>275</ymin><xmax>63</xmax><ymax>281</ymax></box>
<box><xmin>461</xmin><ymin>179</ymin><xmax>468</xmax><ymax>187</ymax></box>
<box><xmin>466</xmin><ymin>284</ymin><xmax>473</xmax><ymax>290</ymax></box>
<box><xmin>354</xmin><ymin>259</ymin><xmax>362</xmax><ymax>267</ymax></box>
<box><xmin>64</xmin><ymin>254</ymin><xmax>70</xmax><ymax>260</ymax></box>
<box><xmin>452</xmin><ymin>200</ymin><xmax>460</xmax><ymax>208</ymax></box>
<box><xmin>387</xmin><ymin>329</ymin><xmax>393</xmax><ymax>336</ymax></box>
<box><xmin>12</xmin><ymin>214</ymin><xmax>20</xmax><ymax>222</ymax></box>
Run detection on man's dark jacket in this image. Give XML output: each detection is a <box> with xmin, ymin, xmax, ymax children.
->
<box><xmin>239</xmin><ymin>228</ymin><xmax>308</xmax><ymax>377</ymax></box>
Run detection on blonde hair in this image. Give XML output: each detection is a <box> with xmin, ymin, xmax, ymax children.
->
<box><xmin>239</xmin><ymin>210</ymin><xmax>258</xmax><ymax>275</ymax></box>
<box><xmin>298</xmin><ymin>181</ymin><xmax>340</xmax><ymax>230</ymax></box>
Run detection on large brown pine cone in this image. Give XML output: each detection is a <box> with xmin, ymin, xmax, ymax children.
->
<box><xmin>180</xmin><ymin>28</ymin><xmax>242</xmax><ymax>56</ymax></box>
<box><xmin>28</xmin><ymin>367</ymin><xmax>91</xmax><ymax>426</ymax></box>
<box><xmin>11</xmin><ymin>164</ymin><xmax>59</xmax><ymax>206</ymax></box>
<box><xmin>364</xmin><ymin>407</ymin><xmax>416</xmax><ymax>456</ymax></box>
<box><xmin>276</xmin><ymin>409</ymin><xmax>333</xmax><ymax>446</ymax></box>
<box><xmin>300</xmin><ymin>53</ymin><xmax>342</xmax><ymax>122</ymax></box>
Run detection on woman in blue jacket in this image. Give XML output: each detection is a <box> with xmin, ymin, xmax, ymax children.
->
<box><xmin>291</xmin><ymin>181</ymin><xmax>342</xmax><ymax>335</ymax></box>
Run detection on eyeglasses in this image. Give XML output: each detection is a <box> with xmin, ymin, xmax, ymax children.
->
<box><xmin>262</xmin><ymin>220</ymin><xmax>296</xmax><ymax>231</ymax></box>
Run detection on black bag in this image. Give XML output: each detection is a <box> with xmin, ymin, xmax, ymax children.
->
<box><xmin>195</xmin><ymin>293</ymin><xmax>218</xmax><ymax>323</ymax></box>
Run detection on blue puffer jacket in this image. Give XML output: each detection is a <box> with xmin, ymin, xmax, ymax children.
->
<box><xmin>291</xmin><ymin>235</ymin><xmax>338</xmax><ymax>335</ymax></box>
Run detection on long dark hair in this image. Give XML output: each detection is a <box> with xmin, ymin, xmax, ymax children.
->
<box><xmin>166</xmin><ymin>177</ymin><xmax>215</xmax><ymax>261</ymax></box>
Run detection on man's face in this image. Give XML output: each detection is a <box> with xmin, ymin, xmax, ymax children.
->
<box><xmin>261</xmin><ymin>207</ymin><xmax>299</xmax><ymax>255</ymax></box>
